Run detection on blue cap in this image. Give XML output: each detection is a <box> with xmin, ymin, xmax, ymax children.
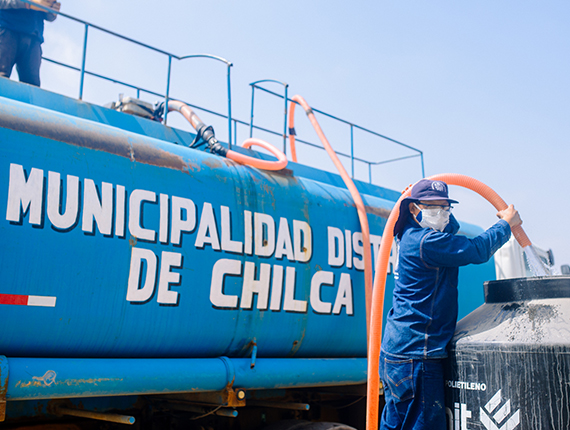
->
<box><xmin>408</xmin><ymin>179</ymin><xmax>458</xmax><ymax>203</ymax></box>
<box><xmin>393</xmin><ymin>179</ymin><xmax>458</xmax><ymax>237</ymax></box>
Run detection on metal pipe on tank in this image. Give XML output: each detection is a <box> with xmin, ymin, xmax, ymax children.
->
<box><xmin>4</xmin><ymin>357</ymin><xmax>367</xmax><ymax>401</ymax></box>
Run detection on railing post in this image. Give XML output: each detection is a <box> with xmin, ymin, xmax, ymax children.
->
<box><xmin>350</xmin><ymin>125</ymin><xmax>355</xmax><ymax>179</ymax></box>
<box><xmin>164</xmin><ymin>55</ymin><xmax>172</xmax><ymax>125</ymax></box>
<box><xmin>249</xmin><ymin>85</ymin><xmax>255</xmax><ymax>138</ymax></box>
<box><xmin>78</xmin><ymin>23</ymin><xmax>89</xmax><ymax>100</ymax></box>
<box><xmin>283</xmin><ymin>84</ymin><xmax>289</xmax><ymax>156</ymax></box>
<box><xmin>369</xmin><ymin>163</ymin><xmax>372</xmax><ymax>184</ymax></box>
<box><xmin>420</xmin><ymin>151</ymin><xmax>425</xmax><ymax>178</ymax></box>
<box><xmin>176</xmin><ymin>55</ymin><xmax>233</xmax><ymax>145</ymax></box>
<box><xmin>227</xmin><ymin>64</ymin><xmax>233</xmax><ymax>148</ymax></box>
<box><xmin>248</xmin><ymin>79</ymin><xmax>289</xmax><ymax>153</ymax></box>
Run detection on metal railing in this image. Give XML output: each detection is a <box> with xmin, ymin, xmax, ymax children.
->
<box><xmin>24</xmin><ymin>0</ymin><xmax>424</xmax><ymax>183</ymax></box>
<box><xmin>22</xmin><ymin>0</ymin><xmax>234</xmax><ymax>147</ymax></box>
<box><xmin>249</xmin><ymin>83</ymin><xmax>425</xmax><ymax>182</ymax></box>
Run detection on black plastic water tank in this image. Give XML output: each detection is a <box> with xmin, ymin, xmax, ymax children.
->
<box><xmin>444</xmin><ymin>276</ymin><xmax>570</xmax><ymax>430</ymax></box>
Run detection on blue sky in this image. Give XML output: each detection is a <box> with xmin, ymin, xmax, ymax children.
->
<box><xmin>34</xmin><ymin>0</ymin><xmax>570</xmax><ymax>270</ymax></box>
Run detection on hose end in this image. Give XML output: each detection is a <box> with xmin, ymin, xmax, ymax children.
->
<box><xmin>209</xmin><ymin>139</ymin><xmax>228</xmax><ymax>157</ymax></box>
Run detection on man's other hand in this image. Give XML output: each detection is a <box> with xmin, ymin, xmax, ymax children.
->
<box><xmin>497</xmin><ymin>204</ymin><xmax>522</xmax><ymax>228</ymax></box>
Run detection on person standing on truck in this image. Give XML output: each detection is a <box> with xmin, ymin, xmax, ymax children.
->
<box><xmin>0</xmin><ymin>0</ymin><xmax>60</xmax><ymax>87</ymax></box>
<box><xmin>379</xmin><ymin>179</ymin><xmax>522</xmax><ymax>430</ymax></box>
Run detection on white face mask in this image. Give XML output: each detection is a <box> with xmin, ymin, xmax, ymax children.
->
<box><xmin>414</xmin><ymin>203</ymin><xmax>450</xmax><ymax>232</ymax></box>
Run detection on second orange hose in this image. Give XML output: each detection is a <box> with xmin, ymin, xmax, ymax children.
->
<box><xmin>230</xmin><ymin>138</ymin><xmax>288</xmax><ymax>171</ymax></box>
<box><xmin>290</xmin><ymin>95</ymin><xmax>373</xmax><ymax>339</ymax></box>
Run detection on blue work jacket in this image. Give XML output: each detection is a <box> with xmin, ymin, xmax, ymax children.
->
<box><xmin>0</xmin><ymin>9</ymin><xmax>48</xmax><ymax>43</ymax></box>
<box><xmin>382</xmin><ymin>215</ymin><xmax>511</xmax><ymax>359</ymax></box>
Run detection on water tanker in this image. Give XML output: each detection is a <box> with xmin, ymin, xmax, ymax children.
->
<box><xmin>0</xmin><ymin>14</ymin><xmax>504</xmax><ymax>429</ymax></box>
<box><xmin>1</xmin><ymin>93</ymin><xmax>374</xmax><ymax>360</ymax></box>
<box><xmin>0</xmin><ymin>80</ymin><xmax>500</xmax><ymax>429</ymax></box>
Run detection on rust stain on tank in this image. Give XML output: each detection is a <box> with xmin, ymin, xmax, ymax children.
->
<box><xmin>365</xmin><ymin>205</ymin><xmax>392</xmax><ymax>219</ymax></box>
<box><xmin>203</xmin><ymin>157</ymin><xmax>224</xmax><ymax>169</ymax></box>
<box><xmin>185</xmin><ymin>160</ymin><xmax>202</xmax><ymax>173</ymax></box>
<box><xmin>16</xmin><ymin>377</ymin><xmax>121</xmax><ymax>389</ymax></box>
<box><xmin>222</xmin><ymin>158</ymin><xmax>236</xmax><ymax>167</ymax></box>
<box><xmin>288</xmin><ymin>329</ymin><xmax>306</xmax><ymax>357</ymax></box>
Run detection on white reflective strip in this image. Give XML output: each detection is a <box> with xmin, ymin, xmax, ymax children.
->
<box><xmin>485</xmin><ymin>389</ymin><xmax>502</xmax><ymax>413</ymax></box>
<box><xmin>479</xmin><ymin>409</ymin><xmax>499</xmax><ymax>430</ymax></box>
<box><xmin>504</xmin><ymin>409</ymin><xmax>520</xmax><ymax>430</ymax></box>
<box><xmin>27</xmin><ymin>295</ymin><xmax>57</xmax><ymax>307</ymax></box>
<box><xmin>493</xmin><ymin>398</ymin><xmax>511</xmax><ymax>423</ymax></box>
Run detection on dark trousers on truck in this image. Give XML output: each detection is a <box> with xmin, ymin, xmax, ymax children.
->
<box><xmin>0</xmin><ymin>27</ymin><xmax>42</xmax><ymax>87</ymax></box>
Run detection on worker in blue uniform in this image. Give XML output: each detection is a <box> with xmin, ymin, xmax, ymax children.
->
<box><xmin>379</xmin><ymin>179</ymin><xmax>521</xmax><ymax>430</ymax></box>
<box><xmin>0</xmin><ymin>0</ymin><xmax>60</xmax><ymax>86</ymax></box>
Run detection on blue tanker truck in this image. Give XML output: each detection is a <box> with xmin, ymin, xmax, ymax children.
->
<box><xmin>0</xmin><ymin>12</ymin><xmax>503</xmax><ymax>430</ymax></box>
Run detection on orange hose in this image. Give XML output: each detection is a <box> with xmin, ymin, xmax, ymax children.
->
<box><xmin>428</xmin><ymin>174</ymin><xmax>531</xmax><ymax>247</ymax></box>
<box><xmin>291</xmin><ymin>94</ymin><xmax>373</xmax><ymax>340</ymax></box>
<box><xmin>168</xmin><ymin>101</ymin><xmax>288</xmax><ymax>171</ymax></box>
<box><xmin>366</xmin><ymin>173</ymin><xmax>533</xmax><ymax>430</ymax></box>
<box><xmin>227</xmin><ymin>138</ymin><xmax>288</xmax><ymax>171</ymax></box>
<box><xmin>288</xmin><ymin>101</ymin><xmax>299</xmax><ymax>163</ymax></box>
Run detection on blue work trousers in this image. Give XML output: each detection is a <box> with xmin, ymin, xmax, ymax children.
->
<box><xmin>0</xmin><ymin>28</ymin><xmax>42</xmax><ymax>86</ymax></box>
<box><xmin>379</xmin><ymin>351</ymin><xmax>446</xmax><ymax>430</ymax></box>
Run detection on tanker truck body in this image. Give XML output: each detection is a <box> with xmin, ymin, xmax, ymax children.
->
<box><xmin>0</xmin><ymin>76</ymin><xmax>495</xmax><ymax>429</ymax></box>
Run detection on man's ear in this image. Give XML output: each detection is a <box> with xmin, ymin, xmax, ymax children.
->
<box><xmin>409</xmin><ymin>202</ymin><xmax>418</xmax><ymax>216</ymax></box>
